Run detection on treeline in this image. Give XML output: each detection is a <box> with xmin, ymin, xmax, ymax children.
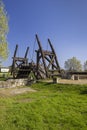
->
<box><xmin>64</xmin><ymin>57</ymin><xmax>87</xmax><ymax>72</ymax></box>
<box><xmin>0</xmin><ymin>0</ymin><xmax>9</xmax><ymax>66</ymax></box>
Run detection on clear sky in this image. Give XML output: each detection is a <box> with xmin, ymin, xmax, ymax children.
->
<box><xmin>2</xmin><ymin>0</ymin><xmax>87</xmax><ymax>68</ymax></box>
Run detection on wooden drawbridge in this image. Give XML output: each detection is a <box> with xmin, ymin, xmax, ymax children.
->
<box><xmin>11</xmin><ymin>34</ymin><xmax>61</xmax><ymax>79</ymax></box>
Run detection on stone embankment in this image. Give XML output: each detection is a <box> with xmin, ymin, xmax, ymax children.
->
<box><xmin>0</xmin><ymin>79</ymin><xmax>30</xmax><ymax>88</ymax></box>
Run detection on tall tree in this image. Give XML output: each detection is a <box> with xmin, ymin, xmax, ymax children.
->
<box><xmin>84</xmin><ymin>61</ymin><xmax>87</xmax><ymax>71</ymax></box>
<box><xmin>0</xmin><ymin>0</ymin><xmax>9</xmax><ymax>64</ymax></box>
<box><xmin>64</xmin><ymin>57</ymin><xmax>82</xmax><ymax>71</ymax></box>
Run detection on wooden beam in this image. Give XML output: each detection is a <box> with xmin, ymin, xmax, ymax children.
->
<box><xmin>36</xmin><ymin>34</ymin><xmax>49</xmax><ymax>77</ymax></box>
<box><xmin>48</xmin><ymin>39</ymin><xmax>60</xmax><ymax>72</ymax></box>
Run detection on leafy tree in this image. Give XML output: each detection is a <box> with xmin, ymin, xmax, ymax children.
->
<box><xmin>64</xmin><ymin>57</ymin><xmax>82</xmax><ymax>71</ymax></box>
<box><xmin>83</xmin><ymin>61</ymin><xmax>87</xmax><ymax>71</ymax></box>
<box><xmin>0</xmin><ymin>0</ymin><xmax>9</xmax><ymax>63</ymax></box>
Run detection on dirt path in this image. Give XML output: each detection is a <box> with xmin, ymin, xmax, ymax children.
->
<box><xmin>58</xmin><ymin>79</ymin><xmax>87</xmax><ymax>84</ymax></box>
<box><xmin>0</xmin><ymin>87</ymin><xmax>36</xmax><ymax>97</ymax></box>
<box><xmin>0</xmin><ymin>79</ymin><xmax>87</xmax><ymax>97</ymax></box>
<box><xmin>42</xmin><ymin>79</ymin><xmax>87</xmax><ymax>85</ymax></box>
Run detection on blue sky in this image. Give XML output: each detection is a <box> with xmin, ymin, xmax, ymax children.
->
<box><xmin>3</xmin><ymin>0</ymin><xmax>87</xmax><ymax>68</ymax></box>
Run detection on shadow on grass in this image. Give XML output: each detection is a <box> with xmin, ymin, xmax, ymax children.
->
<box><xmin>44</xmin><ymin>82</ymin><xmax>54</xmax><ymax>85</ymax></box>
<box><xmin>80</xmin><ymin>90</ymin><xmax>87</xmax><ymax>95</ymax></box>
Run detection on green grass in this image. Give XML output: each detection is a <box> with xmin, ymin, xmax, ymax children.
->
<box><xmin>0</xmin><ymin>72</ymin><xmax>11</xmax><ymax>81</ymax></box>
<box><xmin>0</xmin><ymin>82</ymin><xmax>87</xmax><ymax>130</ymax></box>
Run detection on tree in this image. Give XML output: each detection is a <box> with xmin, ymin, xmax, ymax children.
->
<box><xmin>83</xmin><ymin>61</ymin><xmax>87</xmax><ymax>71</ymax></box>
<box><xmin>0</xmin><ymin>0</ymin><xmax>9</xmax><ymax>63</ymax></box>
<box><xmin>64</xmin><ymin>57</ymin><xmax>82</xmax><ymax>71</ymax></box>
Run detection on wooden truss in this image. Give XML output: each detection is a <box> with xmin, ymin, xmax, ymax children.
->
<box><xmin>11</xmin><ymin>35</ymin><xmax>61</xmax><ymax>79</ymax></box>
<box><xmin>11</xmin><ymin>44</ymin><xmax>29</xmax><ymax>78</ymax></box>
<box><xmin>35</xmin><ymin>34</ymin><xmax>61</xmax><ymax>79</ymax></box>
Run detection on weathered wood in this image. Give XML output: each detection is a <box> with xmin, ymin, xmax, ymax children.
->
<box><xmin>36</xmin><ymin>34</ymin><xmax>49</xmax><ymax>78</ymax></box>
<box><xmin>11</xmin><ymin>44</ymin><xmax>18</xmax><ymax>75</ymax></box>
<box><xmin>35</xmin><ymin>34</ymin><xmax>61</xmax><ymax>79</ymax></box>
<box><xmin>11</xmin><ymin>44</ymin><xmax>30</xmax><ymax>78</ymax></box>
<box><xmin>24</xmin><ymin>47</ymin><xmax>29</xmax><ymax>58</ymax></box>
<box><xmin>11</xmin><ymin>35</ymin><xmax>61</xmax><ymax>79</ymax></box>
<box><xmin>48</xmin><ymin>39</ymin><xmax>60</xmax><ymax>73</ymax></box>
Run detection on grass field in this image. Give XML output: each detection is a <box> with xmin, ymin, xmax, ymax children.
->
<box><xmin>0</xmin><ymin>82</ymin><xmax>87</xmax><ymax>130</ymax></box>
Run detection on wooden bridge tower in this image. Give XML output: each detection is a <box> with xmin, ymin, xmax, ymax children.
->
<box><xmin>35</xmin><ymin>34</ymin><xmax>61</xmax><ymax>79</ymax></box>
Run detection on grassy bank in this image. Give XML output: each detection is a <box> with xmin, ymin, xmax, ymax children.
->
<box><xmin>0</xmin><ymin>82</ymin><xmax>87</xmax><ymax>130</ymax></box>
